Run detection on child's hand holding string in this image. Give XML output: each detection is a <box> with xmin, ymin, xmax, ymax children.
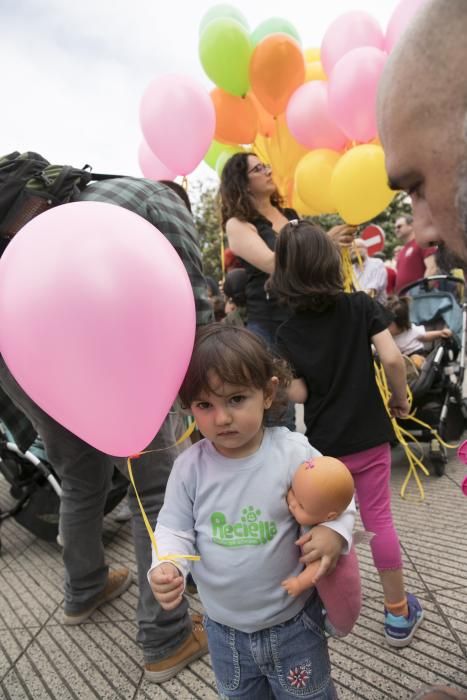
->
<box><xmin>149</xmin><ymin>562</ymin><xmax>185</xmax><ymax>611</ymax></box>
<box><xmin>388</xmin><ymin>394</ymin><xmax>410</xmax><ymax>418</ymax></box>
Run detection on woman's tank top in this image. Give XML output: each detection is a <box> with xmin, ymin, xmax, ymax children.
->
<box><xmin>240</xmin><ymin>208</ymin><xmax>297</xmax><ymax>323</ymax></box>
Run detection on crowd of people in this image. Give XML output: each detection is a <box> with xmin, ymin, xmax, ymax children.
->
<box><xmin>0</xmin><ymin>1</ymin><xmax>466</xmax><ymax>698</ymax></box>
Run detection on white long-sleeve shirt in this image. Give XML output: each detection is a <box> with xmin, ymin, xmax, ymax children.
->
<box><xmin>149</xmin><ymin>427</ymin><xmax>356</xmax><ymax>633</ymax></box>
<box><xmin>353</xmin><ymin>257</ymin><xmax>388</xmax><ymax>304</ymax></box>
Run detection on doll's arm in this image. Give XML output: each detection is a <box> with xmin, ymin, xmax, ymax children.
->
<box><xmin>282</xmin><ymin>546</ymin><xmax>362</xmax><ymax>637</ymax></box>
<box><xmin>282</xmin><ymin>559</ymin><xmax>320</xmax><ymax>596</ymax></box>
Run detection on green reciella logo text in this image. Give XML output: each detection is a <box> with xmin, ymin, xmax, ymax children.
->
<box><xmin>211</xmin><ymin>506</ymin><xmax>278</xmax><ymax>547</ymax></box>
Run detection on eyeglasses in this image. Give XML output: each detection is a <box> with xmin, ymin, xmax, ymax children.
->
<box><xmin>248</xmin><ymin>162</ymin><xmax>271</xmax><ymax>175</ymax></box>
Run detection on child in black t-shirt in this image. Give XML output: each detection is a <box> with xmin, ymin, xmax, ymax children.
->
<box><xmin>269</xmin><ymin>220</ymin><xmax>424</xmax><ymax>648</ymax></box>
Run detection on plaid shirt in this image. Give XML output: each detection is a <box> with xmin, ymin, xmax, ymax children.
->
<box><xmin>76</xmin><ymin>177</ymin><xmax>212</xmax><ymax>327</ymax></box>
<box><xmin>0</xmin><ymin>177</ymin><xmax>212</xmax><ymax>451</ymax></box>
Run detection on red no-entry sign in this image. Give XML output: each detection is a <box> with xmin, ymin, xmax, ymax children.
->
<box><xmin>360</xmin><ymin>224</ymin><xmax>385</xmax><ymax>256</ymax></box>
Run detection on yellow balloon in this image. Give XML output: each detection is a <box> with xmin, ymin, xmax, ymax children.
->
<box><xmin>295</xmin><ymin>149</ymin><xmax>340</xmax><ymax>214</ymax></box>
<box><xmin>304</xmin><ymin>47</ymin><xmax>320</xmax><ymax>62</ymax></box>
<box><xmin>330</xmin><ymin>144</ymin><xmax>395</xmax><ymax>225</ymax></box>
<box><xmin>305</xmin><ymin>60</ymin><xmax>327</xmax><ymax>82</ymax></box>
<box><xmin>292</xmin><ymin>189</ymin><xmax>320</xmax><ymax>216</ymax></box>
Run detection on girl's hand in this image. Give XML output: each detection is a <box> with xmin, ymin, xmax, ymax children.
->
<box><xmin>296</xmin><ymin>525</ymin><xmax>346</xmax><ymax>582</ymax></box>
<box><xmin>388</xmin><ymin>394</ymin><xmax>410</xmax><ymax>418</ymax></box>
<box><xmin>149</xmin><ymin>562</ymin><xmax>185</xmax><ymax>610</ymax></box>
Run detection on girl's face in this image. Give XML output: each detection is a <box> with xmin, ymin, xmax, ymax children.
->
<box><xmin>246</xmin><ymin>155</ymin><xmax>275</xmax><ymax>198</ymax></box>
<box><xmin>190</xmin><ymin>370</ymin><xmax>277</xmax><ymax>459</ymax></box>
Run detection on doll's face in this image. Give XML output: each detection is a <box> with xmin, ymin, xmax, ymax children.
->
<box><xmin>286</xmin><ymin>487</ymin><xmax>320</xmax><ymax>527</ymax></box>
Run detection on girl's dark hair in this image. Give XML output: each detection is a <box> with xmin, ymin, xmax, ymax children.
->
<box><xmin>179</xmin><ymin>323</ymin><xmax>291</xmax><ymax>418</ymax></box>
<box><xmin>386</xmin><ymin>295</ymin><xmax>411</xmax><ymax>331</ymax></box>
<box><xmin>219</xmin><ymin>152</ymin><xmax>283</xmax><ymax>228</ymax></box>
<box><xmin>269</xmin><ymin>220</ymin><xmax>343</xmax><ymax>312</ymax></box>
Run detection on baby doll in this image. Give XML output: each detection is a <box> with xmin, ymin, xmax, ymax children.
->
<box><xmin>282</xmin><ymin>456</ymin><xmax>362</xmax><ymax>637</ymax></box>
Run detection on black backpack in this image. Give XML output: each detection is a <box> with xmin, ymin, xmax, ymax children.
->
<box><xmin>0</xmin><ymin>151</ymin><xmax>116</xmax><ymax>239</ymax></box>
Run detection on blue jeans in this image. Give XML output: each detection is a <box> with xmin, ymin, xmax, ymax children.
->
<box><xmin>247</xmin><ymin>320</ymin><xmax>296</xmax><ymax>432</ymax></box>
<box><xmin>204</xmin><ymin>594</ymin><xmax>337</xmax><ymax>699</ymax></box>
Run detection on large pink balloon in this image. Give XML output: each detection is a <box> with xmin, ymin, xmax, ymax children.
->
<box><xmin>138</xmin><ymin>140</ymin><xmax>178</xmax><ymax>181</ymax></box>
<box><xmin>321</xmin><ymin>11</ymin><xmax>384</xmax><ymax>77</ymax></box>
<box><xmin>0</xmin><ymin>202</ymin><xmax>196</xmax><ymax>456</ymax></box>
<box><xmin>385</xmin><ymin>0</ymin><xmax>428</xmax><ymax>53</ymax></box>
<box><xmin>140</xmin><ymin>74</ymin><xmax>215</xmax><ymax>176</ymax></box>
<box><xmin>286</xmin><ymin>81</ymin><xmax>348</xmax><ymax>151</ymax></box>
<box><xmin>328</xmin><ymin>47</ymin><xmax>387</xmax><ymax>143</ymax></box>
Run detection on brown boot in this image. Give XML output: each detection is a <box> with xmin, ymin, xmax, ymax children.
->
<box><xmin>63</xmin><ymin>566</ymin><xmax>133</xmax><ymax>625</ymax></box>
<box><xmin>144</xmin><ymin>613</ymin><xmax>209</xmax><ymax>683</ymax></box>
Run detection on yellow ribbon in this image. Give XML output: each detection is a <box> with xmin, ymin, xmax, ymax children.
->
<box><xmin>374</xmin><ymin>362</ymin><xmax>459</xmax><ymax>500</ymax></box>
<box><xmin>341</xmin><ymin>247</ymin><xmax>357</xmax><ymax>293</ymax></box>
<box><xmin>127</xmin><ymin>418</ymin><xmax>201</xmax><ymax>563</ymax></box>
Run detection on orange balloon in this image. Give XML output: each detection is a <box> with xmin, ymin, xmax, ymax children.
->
<box><xmin>250</xmin><ymin>35</ymin><xmax>305</xmax><ymax>116</ymax></box>
<box><xmin>211</xmin><ymin>89</ymin><xmax>258</xmax><ymax>145</ymax></box>
<box><xmin>249</xmin><ymin>92</ymin><xmax>276</xmax><ymax>138</ymax></box>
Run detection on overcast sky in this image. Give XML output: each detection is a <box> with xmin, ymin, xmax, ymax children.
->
<box><xmin>1</xmin><ymin>0</ymin><xmax>400</xmax><ymax>184</ymax></box>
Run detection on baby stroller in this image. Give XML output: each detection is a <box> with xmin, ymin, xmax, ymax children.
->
<box><xmin>398</xmin><ymin>274</ymin><xmax>467</xmax><ymax>476</ymax></box>
<box><xmin>0</xmin><ymin>401</ymin><xmax>129</xmax><ymax>551</ymax></box>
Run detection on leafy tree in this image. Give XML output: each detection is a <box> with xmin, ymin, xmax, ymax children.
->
<box><xmin>190</xmin><ymin>180</ymin><xmax>224</xmax><ymax>281</ymax></box>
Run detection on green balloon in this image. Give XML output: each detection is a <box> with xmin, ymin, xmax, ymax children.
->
<box><xmin>199</xmin><ymin>18</ymin><xmax>252</xmax><ymax>97</ymax></box>
<box><xmin>199</xmin><ymin>4</ymin><xmax>249</xmax><ymax>35</ymax></box>
<box><xmin>204</xmin><ymin>141</ymin><xmax>243</xmax><ymax>171</ymax></box>
<box><xmin>251</xmin><ymin>17</ymin><xmax>302</xmax><ymax>47</ymax></box>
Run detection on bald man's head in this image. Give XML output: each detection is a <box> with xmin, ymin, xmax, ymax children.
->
<box><xmin>378</xmin><ymin>0</ymin><xmax>467</xmax><ymax>265</ymax></box>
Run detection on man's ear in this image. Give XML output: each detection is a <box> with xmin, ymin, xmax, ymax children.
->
<box><xmin>264</xmin><ymin>376</ymin><xmax>279</xmax><ymax>409</ymax></box>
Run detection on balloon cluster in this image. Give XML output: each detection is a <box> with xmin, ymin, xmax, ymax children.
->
<box><xmin>138</xmin><ymin>0</ymin><xmax>426</xmax><ymax>225</ymax></box>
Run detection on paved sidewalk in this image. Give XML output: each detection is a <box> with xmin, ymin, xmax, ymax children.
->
<box><xmin>1</xmin><ymin>447</ymin><xmax>466</xmax><ymax>699</ymax></box>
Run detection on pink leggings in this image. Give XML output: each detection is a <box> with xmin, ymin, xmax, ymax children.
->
<box><xmin>339</xmin><ymin>443</ymin><xmax>402</xmax><ymax>571</ymax></box>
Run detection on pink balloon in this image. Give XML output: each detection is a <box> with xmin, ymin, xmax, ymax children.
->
<box><xmin>140</xmin><ymin>74</ymin><xmax>215</xmax><ymax>176</ymax></box>
<box><xmin>321</xmin><ymin>11</ymin><xmax>384</xmax><ymax>77</ymax></box>
<box><xmin>0</xmin><ymin>202</ymin><xmax>196</xmax><ymax>456</ymax></box>
<box><xmin>328</xmin><ymin>47</ymin><xmax>387</xmax><ymax>143</ymax></box>
<box><xmin>138</xmin><ymin>140</ymin><xmax>178</xmax><ymax>180</ymax></box>
<box><xmin>385</xmin><ymin>0</ymin><xmax>428</xmax><ymax>53</ymax></box>
<box><xmin>286</xmin><ymin>81</ymin><xmax>348</xmax><ymax>151</ymax></box>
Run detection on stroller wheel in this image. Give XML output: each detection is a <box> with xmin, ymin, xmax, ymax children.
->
<box><xmin>429</xmin><ymin>439</ymin><xmax>448</xmax><ymax>477</ymax></box>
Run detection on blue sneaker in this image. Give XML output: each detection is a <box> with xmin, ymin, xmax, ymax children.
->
<box><xmin>384</xmin><ymin>593</ymin><xmax>424</xmax><ymax>647</ymax></box>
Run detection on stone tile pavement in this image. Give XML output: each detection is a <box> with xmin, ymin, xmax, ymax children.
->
<box><xmin>1</xmin><ymin>446</ymin><xmax>466</xmax><ymax>699</ymax></box>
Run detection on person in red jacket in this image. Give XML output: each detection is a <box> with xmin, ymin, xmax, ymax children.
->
<box><xmin>394</xmin><ymin>216</ymin><xmax>437</xmax><ymax>293</ymax></box>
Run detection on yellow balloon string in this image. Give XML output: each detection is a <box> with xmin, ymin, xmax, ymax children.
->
<box><xmin>219</xmin><ymin>226</ymin><xmax>225</xmax><ymax>281</ymax></box>
<box><xmin>374</xmin><ymin>362</ymin><xmax>460</xmax><ymax>500</ymax></box>
<box><xmin>374</xmin><ymin>362</ymin><xmax>428</xmax><ymax>500</ymax></box>
<box><xmin>341</xmin><ymin>248</ymin><xmax>357</xmax><ymax>293</ymax></box>
<box><xmin>340</xmin><ymin>243</ymin><xmax>458</xmax><ymax>499</ymax></box>
<box><xmin>127</xmin><ymin>418</ymin><xmax>201</xmax><ymax>562</ymax></box>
